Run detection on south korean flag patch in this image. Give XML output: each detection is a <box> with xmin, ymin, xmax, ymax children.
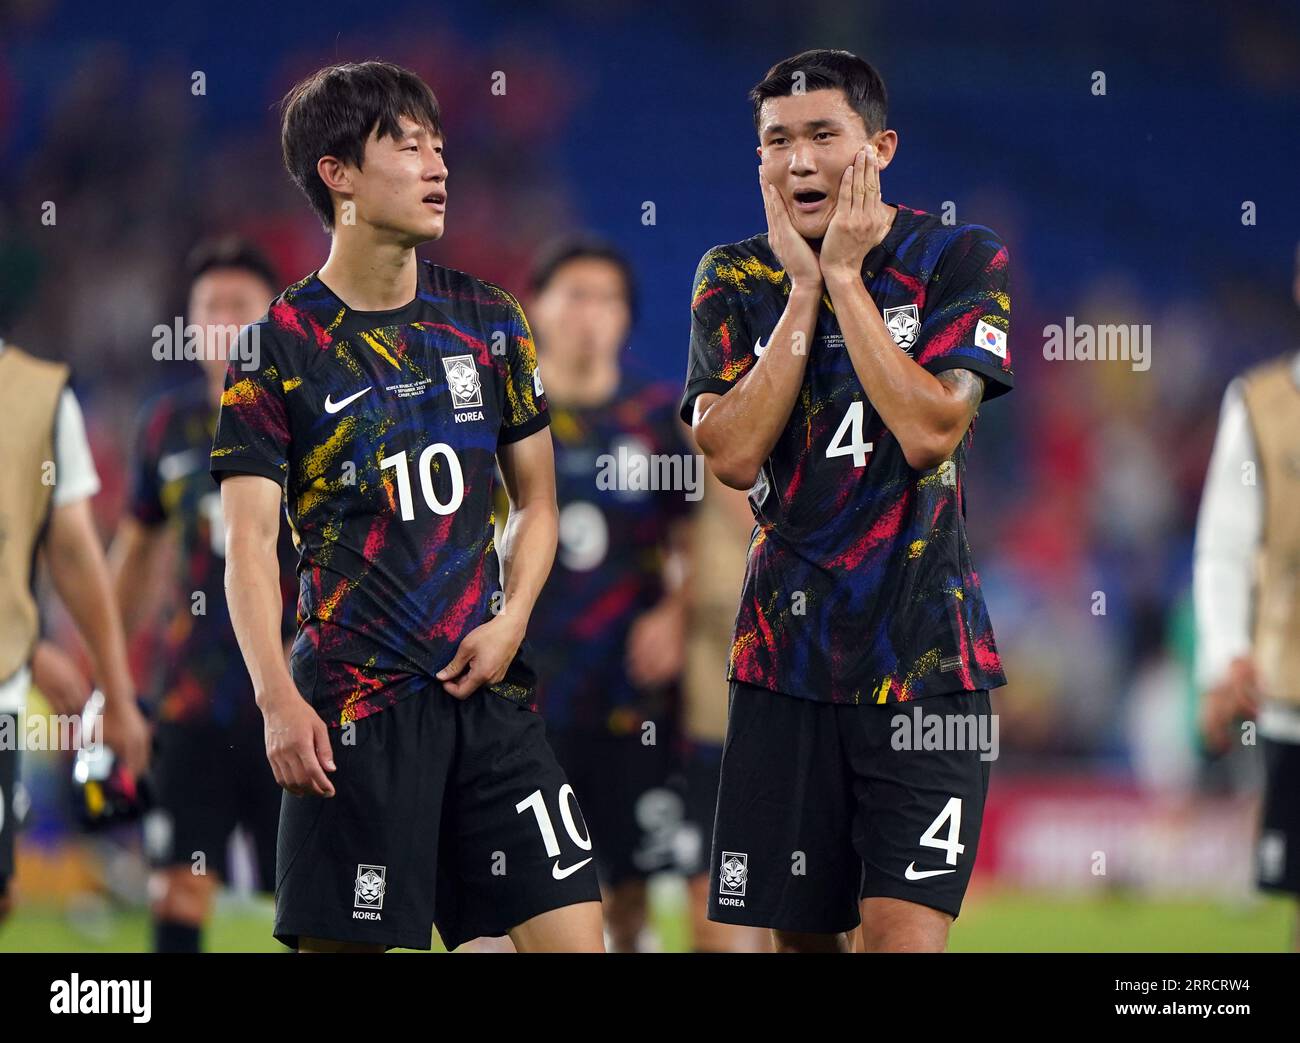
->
<box><xmin>973</xmin><ymin>318</ymin><xmax>1008</xmax><ymax>359</ymax></box>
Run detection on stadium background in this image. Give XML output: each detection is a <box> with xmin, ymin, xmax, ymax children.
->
<box><xmin>1</xmin><ymin>0</ymin><xmax>1298</xmax><ymax>950</ymax></box>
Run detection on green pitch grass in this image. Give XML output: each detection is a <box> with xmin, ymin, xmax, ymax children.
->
<box><xmin>1</xmin><ymin>889</ymin><xmax>1292</xmax><ymax>952</ymax></box>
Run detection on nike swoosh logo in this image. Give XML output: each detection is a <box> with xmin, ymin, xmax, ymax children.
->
<box><xmin>754</xmin><ymin>336</ymin><xmax>770</xmax><ymax>357</ymax></box>
<box><xmin>905</xmin><ymin>862</ymin><xmax>956</xmax><ymax>880</ymax></box>
<box><xmin>552</xmin><ymin>857</ymin><xmax>593</xmax><ymax>880</ymax></box>
<box><xmin>324</xmin><ymin>387</ymin><xmax>372</xmax><ymax>414</ymax></box>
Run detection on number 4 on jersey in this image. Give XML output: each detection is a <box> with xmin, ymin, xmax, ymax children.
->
<box><xmin>825</xmin><ymin>400</ymin><xmax>874</xmax><ymax>467</ymax></box>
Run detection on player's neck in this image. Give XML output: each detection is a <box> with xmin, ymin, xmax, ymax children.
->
<box><xmin>318</xmin><ymin>228</ymin><xmax>420</xmax><ymax>312</ymax></box>
<box><xmin>541</xmin><ymin>357</ymin><xmax>620</xmax><ymax>409</ymax></box>
<box><xmin>205</xmin><ymin>369</ymin><xmax>225</xmax><ymax>412</ymax></box>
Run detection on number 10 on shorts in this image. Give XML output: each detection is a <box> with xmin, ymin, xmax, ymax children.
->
<box><xmin>516</xmin><ymin>785</ymin><xmax>594</xmax><ymax>879</ymax></box>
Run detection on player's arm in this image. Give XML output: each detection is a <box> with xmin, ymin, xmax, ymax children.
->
<box><xmin>690</xmin><ymin>172</ymin><xmax>823</xmax><ymax>490</ymax></box>
<box><xmin>108</xmin><ymin>517</ymin><xmax>173</xmax><ymax>638</ymax></box>
<box><xmin>43</xmin><ymin>498</ymin><xmax>149</xmax><ymax>775</ymax></box>
<box><xmin>29</xmin><ymin>640</ymin><xmax>92</xmax><ymax>718</ymax></box>
<box><xmin>1193</xmin><ymin>378</ymin><xmax>1261</xmax><ymax>752</ymax></box>
<box><xmin>821</xmin><ymin>146</ymin><xmax>985</xmax><ymax>470</ymax></box>
<box><xmin>626</xmin><ymin>515</ymin><xmax>692</xmax><ymax>688</ymax></box>
<box><xmin>438</xmin><ymin>427</ymin><xmax>558</xmax><ymax>698</ymax></box>
<box><xmin>222</xmin><ymin>473</ymin><xmax>335</xmax><ymax>797</ymax></box>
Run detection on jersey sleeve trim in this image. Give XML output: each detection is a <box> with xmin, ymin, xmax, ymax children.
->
<box><xmin>922</xmin><ymin>355</ymin><xmax>1014</xmax><ymax>402</ymax></box>
<box><xmin>678</xmin><ymin>376</ymin><xmax>736</xmax><ymax>425</ymax></box>
<box><xmin>498</xmin><ymin>408</ymin><xmax>550</xmax><ymax>446</ymax></box>
<box><xmin>210</xmin><ymin>455</ymin><xmax>288</xmax><ymax>487</ymax></box>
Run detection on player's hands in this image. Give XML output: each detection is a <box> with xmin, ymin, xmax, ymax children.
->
<box><xmin>760</xmin><ymin>169</ymin><xmax>821</xmax><ymax>291</ymax></box>
<box><xmin>819</xmin><ymin>145</ymin><xmax>893</xmax><ymax>281</ymax></box>
<box><xmin>261</xmin><ymin>686</ymin><xmax>336</xmax><ymax>797</ymax></box>
<box><xmin>100</xmin><ymin>694</ymin><xmax>151</xmax><ymax>779</ymax></box>
<box><xmin>30</xmin><ymin>640</ymin><xmax>92</xmax><ymax>717</ymax></box>
<box><xmin>437</xmin><ymin>612</ymin><xmax>526</xmax><ymax>699</ymax></box>
<box><xmin>626</xmin><ymin>597</ymin><xmax>687</xmax><ymax>689</ymax></box>
<box><xmin>1200</xmin><ymin>656</ymin><xmax>1260</xmax><ymax>755</ymax></box>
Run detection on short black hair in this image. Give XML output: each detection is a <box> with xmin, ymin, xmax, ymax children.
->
<box><xmin>280</xmin><ymin>61</ymin><xmax>442</xmax><ymax>230</ymax></box>
<box><xmin>750</xmin><ymin>49</ymin><xmax>888</xmax><ymax>135</ymax></box>
<box><xmin>529</xmin><ymin>236</ymin><xmax>638</xmax><ymax>323</ymax></box>
<box><xmin>185</xmin><ymin>237</ymin><xmax>279</xmax><ymax>294</ymax></box>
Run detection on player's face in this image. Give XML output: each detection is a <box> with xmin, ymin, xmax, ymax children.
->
<box><xmin>756</xmin><ymin>88</ymin><xmax>882</xmax><ymax>241</ymax></box>
<box><xmin>345</xmin><ymin>117</ymin><xmax>447</xmax><ymax>245</ymax></box>
<box><xmin>189</xmin><ymin>267</ymin><xmax>274</xmax><ymax>385</ymax></box>
<box><xmin>531</xmin><ymin>258</ymin><xmax>631</xmax><ymax>370</ymax></box>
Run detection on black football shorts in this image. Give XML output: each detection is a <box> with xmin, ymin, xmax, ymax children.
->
<box><xmin>143</xmin><ymin>715</ymin><xmax>280</xmax><ymax>890</ymax></box>
<box><xmin>547</xmin><ymin>726</ymin><xmax>682</xmax><ymax>886</ymax></box>
<box><xmin>274</xmin><ymin>684</ymin><xmax>601</xmax><ymax>951</ymax></box>
<box><xmin>0</xmin><ymin>717</ymin><xmax>18</xmax><ymax>898</ymax></box>
<box><xmin>1257</xmin><ymin>736</ymin><xmax>1300</xmax><ymax>897</ymax></box>
<box><xmin>678</xmin><ymin>739</ymin><xmax>724</xmax><ymax>879</ymax></box>
<box><xmin>708</xmin><ymin>680</ymin><xmax>993</xmax><ymax>934</ymax></box>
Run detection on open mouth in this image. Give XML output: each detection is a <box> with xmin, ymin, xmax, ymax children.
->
<box><xmin>792</xmin><ymin>188</ymin><xmax>828</xmax><ymax>212</ymax></box>
<box><xmin>423</xmin><ymin>191</ymin><xmax>447</xmax><ymax>211</ymax></box>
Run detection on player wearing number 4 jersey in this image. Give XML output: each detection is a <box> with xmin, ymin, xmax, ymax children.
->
<box><xmin>682</xmin><ymin>50</ymin><xmax>1013</xmax><ymax>952</ymax></box>
<box><xmin>210</xmin><ymin>61</ymin><xmax>602</xmax><ymax>952</ymax></box>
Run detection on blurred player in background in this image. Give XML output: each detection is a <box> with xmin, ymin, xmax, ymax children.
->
<box><xmin>679</xmin><ymin>465</ymin><xmax>769</xmax><ymax>953</ymax></box>
<box><xmin>109</xmin><ymin>239</ymin><xmax>294</xmax><ymax>952</ymax></box>
<box><xmin>0</xmin><ymin>338</ymin><xmax>150</xmax><ymax>926</ymax></box>
<box><xmin>1194</xmin><ymin>244</ymin><xmax>1300</xmax><ymax>951</ymax></box>
<box><xmin>682</xmin><ymin>49</ymin><xmax>1014</xmax><ymax>952</ymax></box>
<box><xmin>520</xmin><ymin>238</ymin><xmax>695</xmax><ymax>951</ymax></box>
<box><xmin>213</xmin><ymin>62</ymin><xmax>602</xmax><ymax>952</ymax></box>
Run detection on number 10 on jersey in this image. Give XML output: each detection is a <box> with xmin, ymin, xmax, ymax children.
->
<box><xmin>379</xmin><ymin>444</ymin><xmax>465</xmax><ymax>519</ymax></box>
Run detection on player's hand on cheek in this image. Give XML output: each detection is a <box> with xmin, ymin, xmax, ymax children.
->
<box><xmin>263</xmin><ymin>689</ymin><xmax>336</xmax><ymax>797</ymax></box>
<box><xmin>820</xmin><ymin>145</ymin><xmax>891</xmax><ymax>280</ymax></box>
<box><xmin>437</xmin><ymin>612</ymin><xmax>525</xmax><ymax>699</ymax></box>
<box><xmin>760</xmin><ymin>169</ymin><xmax>821</xmax><ymax>290</ymax></box>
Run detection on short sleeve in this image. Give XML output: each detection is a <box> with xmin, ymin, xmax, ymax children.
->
<box><xmin>51</xmin><ymin>387</ymin><xmax>102</xmax><ymax>507</ymax></box>
<box><xmin>498</xmin><ymin>293</ymin><xmax>550</xmax><ymax>446</ymax></box>
<box><xmin>679</xmin><ymin>247</ymin><xmax>758</xmax><ymax>425</ymax></box>
<box><xmin>210</xmin><ymin>322</ymin><xmax>292</xmax><ymax>486</ymax></box>
<box><xmin>912</xmin><ymin>227</ymin><xmax>1014</xmax><ymax>401</ymax></box>
<box><xmin>128</xmin><ymin>400</ymin><xmax>167</xmax><ymax>526</ymax></box>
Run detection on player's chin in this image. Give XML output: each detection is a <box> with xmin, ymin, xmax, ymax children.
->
<box><xmin>397</xmin><ymin>213</ymin><xmax>445</xmax><ymax>245</ymax></box>
<box><xmin>793</xmin><ymin>212</ymin><xmax>831</xmax><ymax>241</ymax></box>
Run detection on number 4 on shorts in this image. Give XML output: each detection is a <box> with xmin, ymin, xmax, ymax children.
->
<box><xmin>919</xmin><ymin>796</ymin><xmax>964</xmax><ymax>866</ymax></box>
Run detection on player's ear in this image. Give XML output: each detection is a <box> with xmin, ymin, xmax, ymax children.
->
<box><xmin>871</xmin><ymin>130</ymin><xmax>898</xmax><ymax>172</ymax></box>
<box><xmin>755</xmin><ymin>144</ymin><xmax>764</xmax><ymax>163</ymax></box>
<box><xmin>317</xmin><ymin>155</ymin><xmax>353</xmax><ymax>198</ymax></box>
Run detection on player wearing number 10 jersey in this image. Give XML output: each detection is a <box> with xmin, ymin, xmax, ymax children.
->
<box><xmin>210</xmin><ymin>61</ymin><xmax>602</xmax><ymax>953</ymax></box>
<box><xmin>681</xmin><ymin>50</ymin><xmax>1014</xmax><ymax>952</ymax></box>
